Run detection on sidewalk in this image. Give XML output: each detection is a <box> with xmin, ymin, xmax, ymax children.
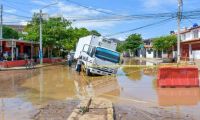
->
<box><xmin>134</xmin><ymin>57</ymin><xmax>163</xmax><ymax>65</ymax></box>
<box><xmin>0</xmin><ymin>62</ymin><xmax>64</xmax><ymax>71</ymax></box>
<box><xmin>135</xmin><ymin>57</ymin><xmax>200</xmax><ymax>71</ymax></box>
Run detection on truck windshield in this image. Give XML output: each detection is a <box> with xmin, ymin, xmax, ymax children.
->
<box><xmin>95</xmin><ymin>47</ymin><xmax>120</xmax><ymax>63</ymax></box>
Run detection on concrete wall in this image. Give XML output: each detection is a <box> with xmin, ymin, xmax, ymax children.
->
<box><xmin>192</xmin><ymin>50</ymin><xmax>200</xmax><ymax>59</ymax></box>
<box><xmin>146</xmin><ymin>48</ymin><xmax>154</xmax><ymax>58</ymax></box>
<box><xmin>181</xmin><ymin>29</ymin><xmax>200</xmax><ymax>42</ymax></box>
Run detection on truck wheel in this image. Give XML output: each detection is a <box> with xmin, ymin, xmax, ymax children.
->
<box><xmin>75</xmin><ymin>64</ymin><xmax>79</xmax><ymax>72</ymax></box>
<box><xmin>86</xmin><ymin>69</ymin><xmax>91</xmax><ymax>76</ymax></box>
<box><xmin>75</xmin><ymin>64</ymin><xmax>78</xmax><ymax>71</ymax></box>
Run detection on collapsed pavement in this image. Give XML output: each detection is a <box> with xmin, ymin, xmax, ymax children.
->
<box><xmin>68</xmin><ymin>97</ymin><xmax>114</xmax><ymax>120</ymax></box>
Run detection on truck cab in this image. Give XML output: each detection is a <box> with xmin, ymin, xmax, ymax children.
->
<box><xmin>81</xmin><ymin>45</ymin><xmax>120</xmax><ymax>75</ymax></box>
<box><xmin>74</xmin><ymin>35</ymin><xmax>120</xmax><ymax>76</ymax></box>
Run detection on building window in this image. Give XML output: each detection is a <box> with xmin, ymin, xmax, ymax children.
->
<box><xmin>147</xmin><ymin>48</ymin><xmax>152</xmax><ymax>54</ymax></box>
<box><xmin>181</xmin><ymin>34</ymin><xmax>186</xmax><ymax>41</ymax></box>
<box><xmin>193</xmin><ymin>30</ymin><xmax>199</xmax><ymax>38</ymax></box>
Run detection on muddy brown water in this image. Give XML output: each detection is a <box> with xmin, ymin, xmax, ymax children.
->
<box><xmin>0</xmin><ymin>59</ymin><xmax>200</xmax><ymax>120</ymax></box>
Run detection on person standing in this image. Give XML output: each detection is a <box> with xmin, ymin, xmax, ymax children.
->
<box><xmin>0</xmin><ymin>52</ymin><xmax>3</xmax><ymax>61</ymax></box>
<box><xmin>67</xmin><ymin>53</ymin><xmax>72</xmax><ymax>67</ymax></box>
<box><xmin>76</xmin><ymin>56</ymin><xmax>82</xmax><ymax>75</ymax></box>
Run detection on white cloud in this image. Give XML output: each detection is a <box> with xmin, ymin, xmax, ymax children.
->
<box><xmin>4</xmin><ymin>9</ymin><xmax>17</xmax><ymax>13</ymax></box>
<box><xmin>117</xmin><ymin>37</ymin><xmax>126</xmax><ymax>41</ymax></box>
<box><xmin>107</xmin><ymin>34</ymin><xmax>128</xmax><ymax>41</ymax></box>
<box><xmin>4</xmin><ymin>15</ymin><xmax>21</xmax><ymax>25</ymax></box>
<box><xmin>72</xmin><ymin>20</ymin><xmax>118</xmax><ymax>29</ymax></box>
<box><xmin>31</xmin><ymin>9</ymin><xmax>40</xmax><ymax>14</ymax></box>
<box><xmin>143</xmin><ymin>0</ymin><xmax>177</xmax><ymax>10</ymax></box>
<box><xmin>56</xmin><ymin>2</ymin><xmax>100</xmax><ymax>17</ymax></box>
<box><xmin>55</xmin><ymin>1</ymin><xmax>120</xmax><ymax>29</ymax></box>
<box><xmin>5</xmin><ymin>1</ymin><xmax>120</xmax><ymax>31</ymax></box>
<box><xmin>31</xmin><ymin>0</ymin><xmax>47</xmax><ymax>5</ymax></box>
<box><xmin>19</xmin><ymin>20</ymin><xmax>28</xmax><ymax>25</ymax></box>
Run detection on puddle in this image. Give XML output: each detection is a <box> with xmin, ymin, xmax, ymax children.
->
<box><xmin>0</xmin><ymin>59</ymin><xmax>200</xmax><ymax>119</ymax></box>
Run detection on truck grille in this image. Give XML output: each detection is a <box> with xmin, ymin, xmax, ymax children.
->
<box><xmin>96</xmin><ymin>67</ymin><xmax>114</xmax><ymax>73</ymax></box>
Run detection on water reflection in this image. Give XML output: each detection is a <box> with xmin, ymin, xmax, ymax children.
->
<box><xmin>123</xmin><ymin>59</ymin><xmax>143</xmax><ymax>81</ymax></box>
<box><xmin>122</xmin><ymin>59</ymin><xmax>156</xmax><ymax>81</ymax></box>
<box><xmin>87</xmin><ymin>76</ymin><xmax>120</xmax><ymax>97</ymax></box>
<box><xmin>21</xmin><ymin>66</ymin><xmax>77</xmax><ymax>104</ymax></box>
<box><xmin>0</xmin><ymin>70</ymin><xmax>39</xmax><ymax>98</ymax></box>
<box><xmin>157</xmin><ymin>88</ymin><xmax>200</xmax><ymax>106</ymax></box>
<box><xmin>74</xmin><ymin>75</ymin><xmax>120</xmax><ymax>99</ymax></box>
<box><xmin>0</xmin><ymin>65</ymin><xmax>78</xmax><ymax>119</ymax></box>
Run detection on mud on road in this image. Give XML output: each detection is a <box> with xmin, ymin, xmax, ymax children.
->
<box><xmin>31</xmin><ymin>100</ymin><xmax>193</xmax><ymax>120</ymax></box>
<box><xmin>32</xmin><ymin>100</ymin><xmax>80</xmax><ymax>120</ymax></box>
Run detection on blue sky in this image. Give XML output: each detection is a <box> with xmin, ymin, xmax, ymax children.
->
<box><xmin>2</xmin><ymin>0</ymin><xmax>200</xmax><ymax>40</ymax></box>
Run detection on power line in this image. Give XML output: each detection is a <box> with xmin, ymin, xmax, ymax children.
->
<box><xmin>3</xmin><ymin>3</ymin><xmax>31</xmax><ymax>14</ymax></box>
<box><xmin>64</xmin><ymin>0</ymin><xmax>200</xmax><ymax>22</ymax></box>
<box><xmin>182</xmin><ymin>15</ymin><xmax>194</xmax><ymax>24</ymax></box>
<box><xmin>65</xmin><ymin>0</ymin><xmax>122</xmax><ymax>16</ymax></box>
<box><xmin>70</xmin><ymin>10</ymin><xmax>200</xmax><ymax>22</ymax></box>
<box><xmin>3</xmin><ymin>1</ymin><xmax>200</xmax><ymax>23</ymax></box>
<box><xmin>2</xmin><ymin>0</ymin><xmax>40</xmax><ymax>7</ymax></box>
<box><xmin>4</xmin><ymin>12</ymin><xmax>32</xmax><ymax>19</ymax></box>
<box><xmin>104</xmin><ymin>17</ymin><xmax>175</xmax><ymax>37</ymax></box>
<box><xmin>2</xmin><ymin>19</ymin><xmax>30</xmax><ymax>23</ymax></box>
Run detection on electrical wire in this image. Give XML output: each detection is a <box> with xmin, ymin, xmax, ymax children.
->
<box><xmin>3</xmin><ymin>3</ymin><xmax>31</xmax><ymax>14</ymax></box>
<box><xmin>64</xmin><ymin>0</ymin><xmax>200</xmax><ymax>22</ymax></box>
<box><xmin>69</xmin><ymin>10</ymin><xmax>200</xmax><ymax>22</ymax></box>
<box><xmin>2</xmin><ymin>0</ymin><xmax>41</xmax><ymax>7</ymax></box>
<box><xmin>3</xmin><ymin>12</ymin><xmax>32</xmax><ymax>19</ymax></box>
<box><xmin>104</xmin><ymin>17</ymin><xmax>175</xmax><ymax>37</ymax></box>
<box><xmin>3</xmin><ymin>21</ymin><xmax>30</xmax><ymax>24</ymax></box>
<box><xmin>65</xmin><ymin>0</ymin><xmax>122</xmax><ymax>16</ymax></box>
<box><xmin>182</xmin><ymin>16</ymin><xmax>194</xmax><ymax>24</ymax></box>
<box><xmin>3</xmin><ymin>0</ymin><xmax>200</xmax><ymax>23</ymax></box>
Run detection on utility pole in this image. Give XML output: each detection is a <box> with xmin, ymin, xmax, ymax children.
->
<box><xmin>39</xmin><ymin>2</ymin><xmax>58</xmax><ymax>65</ymax></box>
<box><xmin>0</xmin><ymin>4</ymin><xmax>3</xmax><ymax>53</ymax></box>
<box><xmin>177</xmin><ymin>0</ymin><xmax>183</xmax><ymax>63</ymax></box>
<box><xmin>39</xmin><ymin>9</ymin><xmax>43</xmax><ymax>64</ymax></box>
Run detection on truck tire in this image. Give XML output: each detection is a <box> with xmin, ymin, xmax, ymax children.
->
<box><xmin>75</xmin><ymin>63</ymin><xmax>78</xmax><ymax>71</ymax></box>
<box><xmin>86</xmin><ymin>69</ymin><xmax>92</xmax><ymax>76</ymax></box>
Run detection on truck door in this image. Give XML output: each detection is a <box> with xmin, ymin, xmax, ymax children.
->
<box><xmin>81</xmin><ymin>45</ymin><xmax>95</xmax><ymax>65</ymax></box>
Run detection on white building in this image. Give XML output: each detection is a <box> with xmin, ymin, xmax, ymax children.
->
<box><xmin>177</xmin><ymin>24</ymin><xmax>200</xmax><ymax>60</ymax></box>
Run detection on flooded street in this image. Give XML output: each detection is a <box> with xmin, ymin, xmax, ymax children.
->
<box><xmin>1</xmin><ymin>59</ymin><xmax>200</xmax><ymax>120</ymax></box>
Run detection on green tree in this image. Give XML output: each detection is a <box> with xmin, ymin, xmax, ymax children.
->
<box><xmin>24</xmin><ymin>14</ymin><xmax>101</xmax><ymax>56</ymax></box>
<box><xmin>116</xmin><ymin>42</ymin><xmax>125</xmax><ymax>52</ymax></box>
<box><xmin>3</xmin><ymin>26</ymin><xmax>19</xmax><ymax>39</ymax></box>
<box><xmin>25</xmin><ymin>16</ymin><xmax>71</xmax><ymax>47</ymax></box>
<box><xmin>24</xmin><ymin>14</ymin><xmax>40</xmax><ymax>42</ymax></box>
<box><xmin>124</xmin><ymin>33</ymin><xmax>143</xmax><ymax>53</ymax></box>
<box><xmin>66</xmin><ymin>27</ymin><xmax>91</xmax><ymax>50</ymax></box>
<box><xmin>152</xmin><ymin>35</ymin><xmax>177</xmax><ymax>53</ymax></box>
<box><xmin>90</xmin><ymin>30</ymin><xmax>101</xmax><ymax>36</ymax></box>
<box><xmin>24</xmin><ymin>16</ymin><xmax>73</xmax><ymax>57</ymax></box>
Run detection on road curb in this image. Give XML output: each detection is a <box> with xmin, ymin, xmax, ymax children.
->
<box><xmin>0</xmin><ymin>62</ymin><xmax>64</xmax><ymax>71</ymax></box>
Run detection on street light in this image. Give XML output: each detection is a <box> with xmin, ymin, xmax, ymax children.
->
<box><xmin>177</xmin><ymin>0</ymin><xmax>183</xmax><ymax>63</ymax></box>
<box><xmin>39</xmin><ymin>2</ymin><xmax>58</xmax><ymax>64</ymax></box>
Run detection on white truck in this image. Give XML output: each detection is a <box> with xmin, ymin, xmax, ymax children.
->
<box><xmin>74</xmin><ymin>35</ymin><xmax>120</xmax><ymax>76</ymax></box>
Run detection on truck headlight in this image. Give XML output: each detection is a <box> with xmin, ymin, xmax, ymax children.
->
<box><xmin>114</xmin><ymin>69</ymin><xmax>118</xmax><ymax>73</ymax></box>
